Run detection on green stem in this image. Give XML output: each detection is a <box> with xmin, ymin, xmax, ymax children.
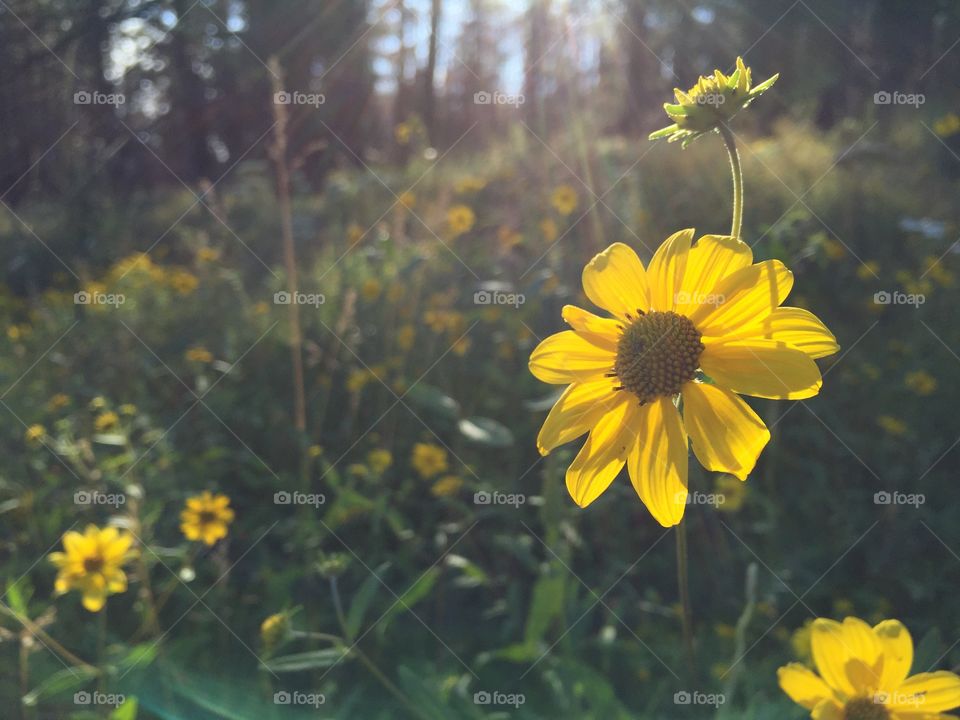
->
<box><xmin>675</xmin><ymin>519</ymin><xmax>697</xmax><ymax>679</ymax></box>
<box><xmin>718</xmin><ymin>124</ymin><xmax>743</xmax><ymax>239</ymax></box>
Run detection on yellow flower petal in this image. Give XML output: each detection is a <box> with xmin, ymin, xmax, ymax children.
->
<box><xmin>891</xmin><ymin>672</ymin><xmax>960</xmax><ymax>713</ymax></box>
<box><xmin>874</xmin><ymin>620</ymin><xmax>913</xmax><ymax>691</ymax></box>
<box><xmin>810</xmin><ymin>699</ymin><xmax>843</xmax><ymax>720</ymax></box>
<box><xmin>626</xmin><ymin>396</ymin><xmax>688</xmax><ymax>527</ymax></box>
<box><xmin>708</xmin><ymin>306</ymin><xmax>839</xmax><ymax>359</ymax></box>
<box><xmin>811</xmin><ymin>618</ymin><xmax>883</xmax><ymax>699</ymax></box>
<box><xmin>647</xmin><ymin>229</ymin><xmax>694</xmax><ymax>311</ymax></box>
<box><xmin>581</xmin><ymin>243</ymin><xmax>651</xmax><ymax>320</ymax></box>
<box><xmin>562</xmin><ymin>305</ymin><xmax>622</xmax><ymax>351</ymax></box>
<box><xmin>688</xmin><ymin>260</ymin><xmax>793</xmax><ymax>337</ymax></box>
<box><xmin>537</xmin><ymin>377</ymin><xmax>623</xmax><ymax>455</ymax></box>
<box><xmin>700</xmin><ymin>339</ymin><xmax>822</xmax><ymax>400</ymax></box>
<box><xmin>675</xmin><ymin>235</ymin><xmax>753</xmax><ymax>315</ymax></box>
<box><xmin>681</xmin><ymin>382</ymin><xmax>770</xmax><ymax>480</ymax></box>
<box><xmin>778</xmin><ymin>663</ymin><xmax>836</xmax><ymax>710</ymax></box>
<box><xmin>565</xmin><ymin>399</ymin><xmax>638</xmax><ymax>507</ymax></box>
<box><xmin>529</xmin><ymin>330</ymin><xmax>615</xmax><ymax>384</ymax></box>
<box><xmin>82</xmin><ymin>590</ymin><xmax>107</xmax><ymax>612</ymax></box>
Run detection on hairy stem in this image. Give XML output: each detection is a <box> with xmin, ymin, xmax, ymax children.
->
<box><xmin>718</xmin><ymin>123</ymin><xmax>743</xmax><ymax>239</ymax></box>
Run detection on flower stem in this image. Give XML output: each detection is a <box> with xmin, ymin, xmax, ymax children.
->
<box><xmin>675</xmin><ymin>519</ymin><xmax>697</xmax><ymax>679</ymax></box>
<box><xmin>718</xmin><ymin>123</ymin><xmax>743</xmax><ymax>239</ymax></box>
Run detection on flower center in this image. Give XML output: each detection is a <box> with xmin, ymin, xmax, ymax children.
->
<box><xmin>613</xmin><ymin>311</ymin><xmax>703</xmax><ymax>404</ymax></box>
<box><xmin>83</xmin><ymin>556</ymin><xmax>104</xmax><ymax>574</ymax></box>
<box><xmin>198</xmin><ymin>511</ymin><xmax>217</xmax><ymax>526</ymax></box>
<box><xmin>843</xmin><ymin>698</ymin><xmax>889</xmax><ymax>720</ymax></box>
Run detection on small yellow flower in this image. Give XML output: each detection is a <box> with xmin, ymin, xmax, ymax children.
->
<box><xmin>447</xmin><ymin>205</ymin><xmax>476</xmax><ymax>236</ymax></box>
<box><xmin>540</xmin><ymin>217</ymin><xmax>559</xmax><ymax>243</ymax></box>
<box><xmin>25</xmin><ymin>424</ymin><xmax>46</xmax><ymax>444</ymax></box>
<box><xmin>395</xmin><ymin>122</ymin><xmax>412</xmax><ymax>145</ymax></box>
<box><xmin>398</xmin><ymin>191</ymin><xmax>416</xmax><ymax>209</ymax></box>
<box><xmin>905</xmin><ymin>370</ymin><xmax>937</xmax><ymax>396</ymax></box>
<box><xmin>530</xmin><ymin>233</ymin><xmax>837</xmax><ymax>526</ymax></box>
<box><xmin>933</xmin><ymin>112</ymin><xmax>960</xmax><ymax>138</ymax></box>
<box><xmin>94</xmin><ymin>411</ymin><xmax>119</xmax><ymax>431</ymax></box>
<box><xmin>550</xmin><ymin>185</ymin><xmax>579</xmax><ymax>216</ymax></box>
<box><xmin>346</xmin><ymin>368</ymin><xmax>372</xmax><ymax>393</ymax></box>
<box><xmin>253</xmin><ymin>301</ymin><xmax>270</xmax><ymax>316</ymax></box>
<box><xmin>308</xmin><ymin>444</ymin><xmax>324</xmax><ymax>458</ymax></box>
<box><xmin>497</xmin><ymin>225</ymin><xmax>522</xmax><ymax>251</ymax></box>
<box><xmin>196</xmin><ymin>247</ymin><xmax>221</xmax><ymax>263</ymax></box>
<box><xmin>779</xmin><ymin>616</ymin><xmax>960</xmax><ymax>719</ymax></box>
<box><xmin>821</xmin><ymin>237</ymin><xmax>846</xmax><ymax>261</ymax></box>
<box><xmin>396</xmin><ymin>324</ymin><xmax>416</xmax><ymax>351</ymax></box>
<box><xmin>346</xmin><ymin>223</ymin><xmax>365</xmax><ymax>245</ymax></box>
<box><xmin>714</xmin><ymin>622</ymin><xmax>736</xmax><ymax>639</ymax></box>
<box><xmin>180</xmin><ymin>492</ymin><xmax>234</xmax><ymax>546</ymax></box>
<box><xmin>168</xmin><ymin>269</ymin><xmax>199</xmax><ymax>294</ymax></box>
<box><xmin>261</xmin><ymin>612</ymin><xmax>290</xmax><ymax>648</ymax></box>
<box><xmin>857</xmin><ymin>261</ymin><xmax>880</xmax><ymax>280</ymax></box>
<box><xmin>47</xmin><ymin>394</ymin><xmax>70</xmax><ymax>411</ymax></box>
<box><xmin>454</xmin><ymin>176</ymin><xmax>486</xmax><ymax>194</ymax></box>
<box><xmin>451</xmin><ymin>337</ymin><xmax>472</xmax><ymax>357</ymax></box>
<box><xmin>89</xmin><ymin>396</ymin><xmax>106</xmax><ymax>410</ymax></box>
<box><xmin>185</xmin><ymin>346</ymin><xmax>214</xmax><ymax>363</ymax></box>
<box><xmin>877</xmin><ymin>415</ymin><xmax>907</xmax><ymax>437</ymax></box>
<box><xmin>49</xmin><ymin>525</ymin><xmax>137</xmax><ymax>612</ymax></box>
<box><xmin>119</xmin><ymin>403</ymin><xmax>137</xmax><ymax>416</ymax></box>
<box><xmin>367</xmin><ymin>448</ymin><xmax>393</xmax><ymax>474</ymax></box>
<box><xmin>650</xmin><ymin>57</ymin><xmax>779</xmax><ymax>147</ymax></box>
<box><xmin>411</xmin><ymin>442</ymin><xmax>449</xmax><ymax>479</ymax></box>
<box><xmin>7</xmin><ymin>325</ymin><xmax>22</xmax><ymax>340</ymax></box>
<box><xmin>431</xmin><ymin>475</ymin><xmax>463</xmax><ymax>497</ymax></box>
<box><xmin>361</xmin><ymin>278</ymin><xmax>382</xmax><ymax>301</ymax></box>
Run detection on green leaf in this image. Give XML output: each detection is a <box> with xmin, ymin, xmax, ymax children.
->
<box><xmin>5</xmin><ymin>577</ymin><xmax>31</xmax><ymax>616</ymax></box>
<box><xmin>93</xmin><ymin>433</ymin><xmax>127</xmax><ymax>446</ymax></box>
<box><xmin>345</xmin><ymin>562</ymin><xmax>390</xmax><ymax>640</ymax></box>
<box><xmin>22</xmin><ymin>665</ymin><xmax>98</xmax><ymax>706</ymax></box>
<box><xmin>112</xmin><ymin>642</ymin><xmax>159</xmax><ymax>673</ymax></box>
<box><xmin>750</xmin><ymin>73</ymin><xmax>779</xmax><ymax>95</ymax></box>
<box><xmin>458</xmin><ymin>417</ymin><xmax>514</xmax><ymax>447</ymax></box>
<box><xmin>110</xmin><ymin>697</ymin><xmax>139</xmax><ymax>720</ymax></box>
<box><xmin>378</xmin><ymin>567</ymin><xmax>441</xmax><ymax>636</ymax></box>
<box><xmin>260</xmin><ymin>648</ymin><xmax>351</xmax><ymax>673</ymax></box>
<box><xmin>524</xmin><ymin>572</ymin><xmax>565</xmax><ymax>646</ymax></box>
<box><xmin>648</xmin><ymin>124</ymin><xmax>679</xmax><ymax>140</ymax></box>
<box><xmin>404</xmin><ymin>383</ymin><xmax>460</xmax><ymax>423</ymax></box>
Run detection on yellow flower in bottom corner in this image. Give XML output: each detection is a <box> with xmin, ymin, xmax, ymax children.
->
<box><xmin>529</xmin><ymin>231</ymin><xmax>838</xmax><ymax>527</ymax></box>
<box><xmin>180</xmin><ymin>492</ymin><xmax>234</xmax><ymax>545</ymax></box>
<box><xmin>779</xmin><ymin>616</ymin><xmax>960</xmax><ymax>719</ymax></box>
<box><xmin>49</xmin><ymin>525</ymin><xmax>137</xmax><ymax>612</ymax></box>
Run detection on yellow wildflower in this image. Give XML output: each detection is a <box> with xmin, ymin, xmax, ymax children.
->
<box><xmin>25</xmin><ymin>424</ymin><xmax>46</xmax><ymax>444</ymax></box>
<box><xmin>411</xmin><ymin>442</ymin><xmax>449</xmax><ymax>479</ymax></box>
<box><xmin>50</xmin><ymin>525</ymin><xmax>137</xmax><ymax>612</ymax></box>
<box><xmin>431</xmin><ymin>475</ymin><xmax>463</xmax><ymax>498</ymax></box>
<box><xmin>367</xmin><ymin>449</ymin><xmax>393</xmax><ymax>475</ymax></box>
<box><xmin>447</xmin><ymin>205</ymin><xmax>476</xmax><ymax>236</ymax></box>
<box><xmin>904</xmin><ymin>371</ymin><xmax>936</xmax><ymax>396</ymax></box>
<box><xmin>550</xmin><ymin>185</ymin><xmax>578</xmax><ymax>216</ymax></box>
<box><xmin>180</xmin><ymin>492</ymin><xmax>234</xmax><ymax>546</ymax></box>
<box><xmin>185</xmin><ymin>347</ymin><xmax>214</xmax><ymax>363</ymax></box>
<box><xmin>94</xmin><ymin>411</ymin><xmax>119</xmax><ymax>431</ymax></box>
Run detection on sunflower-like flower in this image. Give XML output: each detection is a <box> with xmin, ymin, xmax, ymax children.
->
<box><xmin>528</xmin><ymin>231</ymin><xmax>838</xmax><ymax>526</ymax></box>
<box><xmin>180</xmin><ymin>491</ymin><xmax>234</xmax><ymax>546</ymax></box>
<box><xmin>649</xmin><ymin>57</ymin><xmax>778</xmax><ymax>147</ymax></box>
<box><xmin>49</xmin><ymin>525</ymin><xmax>137</xmax><ymax>612</ymax></box>
<box><xmin>779</xmin><ymin>616</ymin><xmax>960</xmax><ymax>719</ymax></box>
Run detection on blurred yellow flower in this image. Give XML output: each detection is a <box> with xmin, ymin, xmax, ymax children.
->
<box><xmin>361</xmin><ymin>278</ymin><xmax>382</xmax><ymax>301</ymax></box>
<box><xmin>347</xmin><ymin>368</ymin><xmax>377</xmax><ymax>393</ymax></box>
<box><xmin>398</xmin><ymin>191</ymin><xmax>416</xmax><ymax>209</ymax></box>
<box><xmin>47</xmin><ymin>393</ymin><xmax>70</xmax><ymax>411</ymax></box>
<box><xmin>821</xmin><ymin>237</ymin><xmax>846</xmax><ymax>261</ymax></box>
<box><xmin>89</xmin><ymin>396</ymin><xmax>106</xmax><ymax>410</ymax></box>
<box><xmin>346</xmin><ymin>223</ymin><xmax>365</xmax><ymax>245</ymax></box>
<box><xmin>790</xmin><ymin>619</ymin><xmax>813</xmax><ymax>663</ymax></box>
<box><xmin>261</xmin><ymin>612</ymin><xmax>290</xmax><ymax>648</ymax></box>
<box><xmin>779</xmin><ymin>616</ymin><xmax>960</xmax><ymax>719</ymax></box>
<box><xmin>857</xmin><ymin>261</ymin><xmax>880</xmax><ymax>280</ymax></box>
<box><xmin>454</xmin><ymin>176</ymin><xmax>486</xmax><ymax>194</ymax></box>
<box><xmin>530</xmin><ymin>233</ymin><xmax>837</xmax><ymax>526</ymax></box>
<box><xmin>253</xmin><ymin>301</ymin><xmax>270</xmax><ymax>316</ymax></box>
<box><xmin>451</xmin><ymin>337</ymin><xmax>472</xmax><ymax>357</ymax></box>
<box><xmin>367</xmin><ymin>448</ymin><xmax>393</xmax><ymax>474</ymax></box>
<box><xmin>180</xmin><ymin>492</ymin><xmax>234</xmax><ymax>546</ymax></box>
<box><xmin>924</xmin><ymin>256</ymin><xmax>954</xmax><ymax>287</ymax></box>
<box><xmin>933</xmin><ymin>112</ymin><xmax>960</xmax><ymax>138</ymax></box>
<box><xmin>905</xmin><ymin>370</ymin><xmax>937</xmax><ymax>396</ymax></box>
<box><xmin>168</xmin><ymin>269</ymin><xmax>199</xmax><ymax>294</ymax></box>
<box><xmin>308</xmin><ymin>444</ymin><xmax>324</xmax><ymax>458</ymax></box>
<box><xmin>411</xmin><ymin>442</ymin><xmax>449</xmax><ymax>479</ymax></box>
<box><xmin>540</xmin><ymin>217</ymin><xmax>559</xmax><ymax>243</ymax></box>
<box><xmin>714</xmin><ymin>622</ymin><xmax>736</xmax><ymax>639</ymax></box>
<box><xmin>25</xmin><ymin>424</ymin><xmax>46</xmax><ymax>444</ymax></box>
<box><xmin>196</xmin><ymin>247</ymin><xmax>221</xmax><ymax>263</ymax></box>
<box><xmin>497</xmin><ymin>225</ymin><xmax>522</xmax><ymax>251</ymax></box>
<box><xmin>715</xmin><ymin>474</ymin><xmax>746</xmax><ymax>512</ymax></box>
<box><xmin>397</xmin><ymin>324</ymin><xmax>415</xmax><ymax>351</ymax></box>
<box><xmin>94</xmin><ymin>411</ymin><xmax>119</xmax><ymax>431</ymax></box>
<box><xmin>49</xmin><ymin>525</ymin><xmax>136</xmax><ymax>612</ymax></box>
<box><xmin>877</xmin><ymin>415</ymin><xmax>907</xmax><ymax>436</ymax></box>
<box><xmin>186</xmin><ymin>346</ymin><xmax>214</xmax><ymax>363</ymax></box>
<box><xmin>119</xmin><ymin>403</ymin><xmax>137</xmax><ymax>416</ymax></box>
<box><xmin>550</xmin><ymin>184</ymin><xmax>578</xmax><ymax>216</ymax></box>
<box><xmin>447</xmin><ymin>205</ymin><xmax>476</xmax><ymax>236</ymax></box>
<box><xmin>395</xmin><ymin>122</ymin><xmax>412</xmax><ymax>145</ymax></box>
<box><xmin>431</xmin><ymin>475</ymin><xmax>463</xmax><ymax>497</ymax></box>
